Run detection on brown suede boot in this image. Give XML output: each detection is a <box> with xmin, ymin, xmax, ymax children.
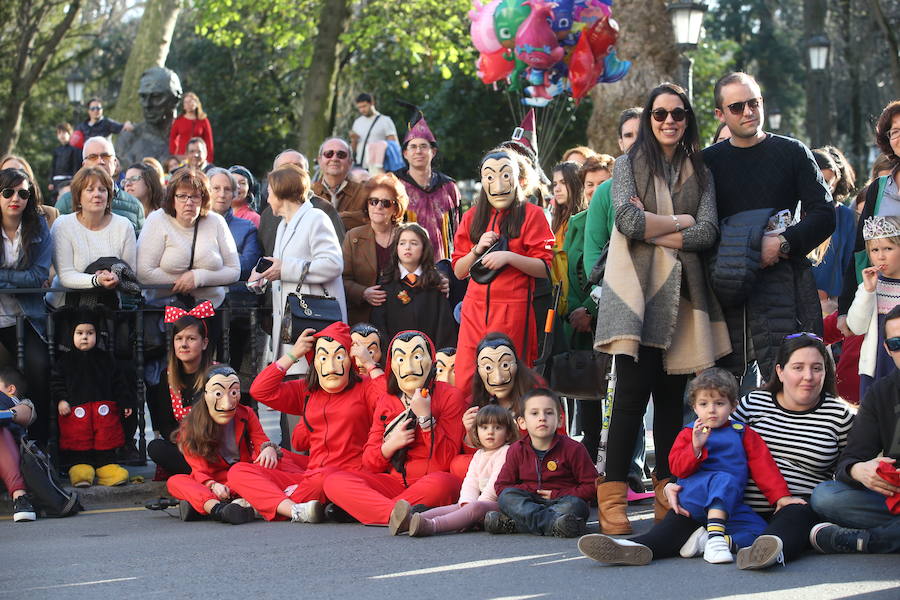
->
<box><xmin>651</xmin><ymin>473</ymin><xmax>672</xmax><ymax>522</ymax></box>
<box><xmin>596</xmin><ymin>478</ymin><xmax>633</xmax><ymax>535</ymax></box>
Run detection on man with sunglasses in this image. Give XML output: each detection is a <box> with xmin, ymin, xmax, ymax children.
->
<box><xmin>311</xmin><ymin>138</ymin><xmax>369</xmax><ymax>232</ymax></box>
<box><xmin>75</xmin><ymin>97</ymin><xmax>134</xmax><ymax>142</ymax></box>
<box><xmin>703</xmin><ymin>72</ymin><xmax>834</xmax><ymax>384</ymax></box>
<box><xmin>809</xmin><ymin>304</ymin><xmax>900</xmax><ymax>555</ymax></box>
<box><xmin>55</xmin><ymin>136</ymin><xmax>145</xmax><ymax>235</ymax></box>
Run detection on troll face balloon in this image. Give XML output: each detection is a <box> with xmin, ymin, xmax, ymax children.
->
<box><xmin>435</xmin><ymin>348</ymin><xmax>457</xmax><ymax>387</ymax></box>
<box><xmin>477</xmin><ymin>343</ymin><xmax>518</xmax><ymax>399</ymax></box>
<box><xmin>314</xmin><ymin>337</ymin><xmax>351</xmax><ymax>393</ymax></box>
<box><xmin>480</xmin><ymin>151</ymin><xmax>519</xmax><ymax>210</ymax></box>
<box><xmin>390</xmin><ymin>333</ymin><xmax>433</xmax><ymax>397</ymax></box>
<box><xmin>204</xmin><ymin>366</ymin><xmax>241</xmax><ymax>425</ymax></box>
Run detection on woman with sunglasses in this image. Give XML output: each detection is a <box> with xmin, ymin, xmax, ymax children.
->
<box><xmin>594</xmin><ymin>83</ymin><xmax>730</xmax><ymax>535</ymax></box>
<box><xmin>580</xmin><ymin>332</ymin><xmax>854</xmax><ymax>570</ymax></box>
<box><xmin>0</xmin><ymin>168</ymin><xmax>52</xmax><ymax>446</ymax></box>
<box><xmin>342</xmin><ymin>173</ymin><xmax>408</xmax><ymax>326</ymax></box>
<box><xmin>0</xmin><ymin>155</ymin><xmax>59</xmax><ymax>229</ymax></box>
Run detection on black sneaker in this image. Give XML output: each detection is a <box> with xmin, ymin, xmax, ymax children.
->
<box><xmin>13</xmin><ymin>495</ymin><xmax>36</xmax><ymax>522</ymax></box>
<box><xmin>219</xmin><ymin>502</ymin><xmax>256</xmax><ymax>525</ymax></box>
<box><xmin>810</xmin><ymin>522</ymin><xmax>870</xmax><ymax>554</ymax></box>
<box><xmin>550</xmin><ymin>513</ymin><xmax>586</xmax><ymax>538</ymax></box>
<box><xmin>179</xmin><ymin>500</ymin><xmax>203</xmax><ymax>522</ymax></box>
<box><xmin>325</xmin><ymin>502</ymin><xmax>358</xmax><ymax>523</ymax></box>
<box><xmin>484</xmin><ymin>511</ymin><xmax>518</xmax><ymax>534</ymax></box>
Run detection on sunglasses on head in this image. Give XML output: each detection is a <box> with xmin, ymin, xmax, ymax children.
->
<box><xmin>651</xmin><ymin>108</ymin><xmax>689</xmax><ymax>122</ymax></box>
<box><xmin>322</xmin><ymin>149</ymin><xmax>348</xmax><ymax>160</ymax></box>
<box><xmin>0</xmin><ymin>188</ymin><xmax>30</xmax><ymax>200</ymax></box>
<box><xmin>368</xmin><ymin>197</ymin><xmax>395</xmax><ymax>208</ymax></box>
<box><xmin>725</xmin><ymin>98</ymin><xmax>762</xmax><ymax>115</ymax></box>
<box><xmin>784</xmin><ymin>332</ymin><xmax>823</xmax><ymax>342</ymax></box>
<box><xmin>886</xmin><ymin>337</ymin><xmax>900</xmax><ymax>352</ymax></box>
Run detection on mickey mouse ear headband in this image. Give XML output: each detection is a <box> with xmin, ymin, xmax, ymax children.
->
<box><xmin>164</xmin><ymin>300</ymin><xmax>215</xmax><ymax>335</ymax></box>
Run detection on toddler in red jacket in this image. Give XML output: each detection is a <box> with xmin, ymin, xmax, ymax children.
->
<box><xmin>488</xmin><ymin>388</ymin><xmax>597</xmax><ymax>537</ymax></box>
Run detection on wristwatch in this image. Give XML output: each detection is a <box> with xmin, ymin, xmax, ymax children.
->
<box><xmin>417</xmin><ymin>415</ymin><xmax>434</xmax><ymax>429</ymax></box>
<box><xmin>777</xmin><ymin>234</ymin><xmax>791</xmax><ymax>255</ymax></box>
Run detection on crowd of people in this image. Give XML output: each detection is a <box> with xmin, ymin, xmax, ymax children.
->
<box><xmin>0</xmin><ymin>76</ymin><xmax>897</xmax><ymax>568</ymax></box>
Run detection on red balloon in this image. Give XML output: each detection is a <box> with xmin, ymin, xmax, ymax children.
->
<box><xmin>69</xmin><ymin>129</ymin><xmax>84</xmax><ymax>149</ymax></box>
<box><xmin>586</xmin><ymin>15</ymin><xmax>619</xmax><ymax>60</ymax></box>
<box><xmin>477</xmin><ymin>49</ymin><xmax>514</xmax><ymax>84</ymax></box>
<box><xmin>568</xmin><ymin>31</ymin><xmax>596</xmax><ymax>103</ymax></box>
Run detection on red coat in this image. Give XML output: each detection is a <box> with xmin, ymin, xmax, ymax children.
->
<box><xmin>451</xmin><ymin>202</ymin><xmax>554</xmax><ymax>392</ymax></box>
<box><xmin>669</xmin><ymin>425</ymin><xmax>791</xmax><ymax>506</ymax></box>
<box><xmin>169</xmin><ymin>115</ymin><xmax>214</xmax><ymax>162</ymax></box>
<box><xmin>249</xmin><ymin>363</ymin><xmax>383</xmax><ymax>471</ymax></box>
<box><xmin>181</xmin><ymin>404</ymin><xmax>269</xmax><ymax>485</ymax></box>
<box><xmin>362</xmin><ymin>381</ymin><xmax>467</xmax><ymax>482</ymax></box>
<box><xmin>494</xmin><ymin>434</ymin><xmax>597</xmax><ymax>501</ymax></box>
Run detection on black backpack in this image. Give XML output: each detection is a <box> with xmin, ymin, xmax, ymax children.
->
<box><xmin>18</xmin><ymin>439</ymin><xmax>82</xmax><ymax>517</ymax></box>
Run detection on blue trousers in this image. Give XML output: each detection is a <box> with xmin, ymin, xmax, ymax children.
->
<box><xmin>498</xmin><ymin>488</ymin><xmax>589</xmax><ymax>536</ymax></box>
<box><xmin>810</xmin><ymin>480</ymin><xmax>900</xmax><ymax>553</ymax></box>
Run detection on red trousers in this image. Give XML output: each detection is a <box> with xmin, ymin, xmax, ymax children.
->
<box><xmin>227</xmin><ymin>464</ymin><xmax>336</xmax><ymax>521</ymax></box>
<box><xmin>323</xmin><ymin>470</ymin><xmax>462</xmax><ymax>525</ymax></box>
<box><xmin>0</xmin><ymin>428</ymin><xmax>24</xmax><ymax>494</ymax></box>
<box><xmin>167</xmin><ymin>474</ymin><xmax>218</xmax><ymax>514</ymax></box>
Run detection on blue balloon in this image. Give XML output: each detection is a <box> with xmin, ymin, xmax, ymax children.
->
<box><xmin>597</xmin><ymin>48</ymin><xmax>631</xmax><ymax>83</ymax></box>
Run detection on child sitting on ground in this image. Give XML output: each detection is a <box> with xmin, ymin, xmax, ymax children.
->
<box><xmin>50</xmin><ymin>309</ymin><xmax>132</xmax><ymax>487</ymax></box>
<box><xmin>487</xmin><ymin>388</ymin><xmax>596</xmax><ymax>538</ymax></box>
<box><xmin>402</xmin><ymin>404</ymin><xmax>517</xmax><ymax>537</ymax></box>
<box><xmin>668</xmin><ymin>368</ymin><xmax>798</xmax><ymax>564</ymax></box>
<box><xmin>0</xmin><ymin>367</ymin><xmax>37</xmax><ymax>521</ymax></box>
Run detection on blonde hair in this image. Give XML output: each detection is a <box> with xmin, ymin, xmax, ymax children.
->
<box><xmin>182</xmin><ymin>92</ymin><xmax>207</xmax><ymax>120</ymax></box>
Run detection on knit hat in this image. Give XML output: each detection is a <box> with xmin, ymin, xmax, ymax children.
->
<box><xmin>305</xmin><ymin>321</ymin><xmax>354</xmax><ymax>366</ymax></box>
<box><xmin>229</xmin><ymin>165</ymin><xmax>258</xmax><ymax>208</ymax></box>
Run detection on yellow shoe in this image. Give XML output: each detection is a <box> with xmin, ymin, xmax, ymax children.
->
<box><xmin>96</xmin><ymin>464</ymin><xmax>129</xmax><ymax>487</ymax></box>
<box><xmin>69</xmin><ymin>464</ymin><xmax>95</xmax><ymax>488</ymax></box>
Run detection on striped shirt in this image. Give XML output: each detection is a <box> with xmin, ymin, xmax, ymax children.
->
<box><xmin>733</xmin><ymin>391</ymin><xmax>854</xmax><ymax>514</ymax></box>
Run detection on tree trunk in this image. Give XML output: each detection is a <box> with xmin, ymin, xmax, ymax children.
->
<box><xmin>0</xmin><ymin>0</ymin><xmax>83</xmax><ymax>156</ymax></box>
<box><xmin>868</xmin><ymin>0</ymin><xmax>900</xmax><ymax>97</ymax></box>
<box><xmin>112</xmin><ymin>0</ymin><xmax>183</xmax><ymax>123</ymax></box>
<box><xmin>294</xmin><ymin>0</ymin><xmax>353</xmax><ymax>160</ymax></box>
<box><xmin>586</xmin><ymin>0</ymin><xmax>678</xmax><ymax>156</ymax></box>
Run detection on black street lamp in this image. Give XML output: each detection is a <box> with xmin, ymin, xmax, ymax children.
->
<box><xmin>65</xmin><ymin>69</ymin><xmax>86</xmax><ymax>125</ymax></box>
<box><xmin>806</xmin><ymin>34</ymin><xmax>830</xmax><ymax>147</ymax></box>
<box><xmin>768</xmin><ymin>106</ymin><xmax>782</xmax><ymax>132</ymax></box>
<box><xmin>666</xmin><ymin>0</ymin><xmax>708</xmax><ymax>101</ymax></box>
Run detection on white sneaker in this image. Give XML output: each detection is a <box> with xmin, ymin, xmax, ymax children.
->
<box><xmin>679</xmin><ymin>526</ymin><xmax>708</xmax><ymax>558</ymax></box>
<box><xmin>703</xmin><ymin>535</ymin><xmax>734</xmax><ymax>564</ymax></box>
<box><xmin>290</xmin><ymin>500</ymin><xmax>324</xmax><ymax>523</ymax></box>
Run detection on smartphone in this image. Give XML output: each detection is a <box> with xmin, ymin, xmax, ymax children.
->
<box><xmin>255</xmin><ymin>257</ymin><xmax>273</xmax><ymax>273</ymax></box>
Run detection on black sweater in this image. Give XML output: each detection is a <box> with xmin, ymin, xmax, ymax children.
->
<box><xmin>702</xmin><ymin>134</ymin><xmax>834</xmax><ymax>256</ymax></box>
<box><xmin>835</xmin><ymin>368</ymin><xmax>900</xmax><ymax>487</ymax></box>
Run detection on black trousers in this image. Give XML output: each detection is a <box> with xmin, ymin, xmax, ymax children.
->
<box><xmin>0</xmin><ymin>323</ymin><xmax>50</xmax><ymax>446</ymax></box>
<box><xmin>604</xmin><ymin>346</ymin><xmax>687</xmax><ymax>481</ymax></box>
<box><xmin>147</xmin><ymin>439</ymin><xmax>190</xmax><ymax>475</ymax></box>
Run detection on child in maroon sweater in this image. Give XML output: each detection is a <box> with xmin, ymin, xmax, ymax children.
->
<box><xmin>488</xmin><ymin>388</ymin><xmax>597</xmax><ymax>537</ymax></box>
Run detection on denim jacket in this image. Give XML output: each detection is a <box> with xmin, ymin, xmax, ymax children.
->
<box><xmin>0</xmin><ymin>218</ymin><xmax>51</xmax><ymax>340</ymax></box>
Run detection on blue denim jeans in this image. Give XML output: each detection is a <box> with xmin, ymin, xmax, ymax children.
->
<box><xmin>498</xmin><ymin>488</ymin><xmax>590</xmax><ymax>536</ymax></box>
<box><xmin>810</xmin><ymin>480</ymin><xmax>900</xmax><ymax>553</ymax></box>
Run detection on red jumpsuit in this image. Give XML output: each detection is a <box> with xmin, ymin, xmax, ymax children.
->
<box><xmin>451</xmin><ymin>202</ymin><xmax>554</xmax><ymax>393</ymax></box>
<box><xmin>322</xmin><ymin>381</ymin><xmax>468</xmax><ymax>525</ymax></box>
<box><xmin>166</xmin><ymin>404</ymin><xmax>299</xmax><ymax>514</ymax></box>
<box><xmin>226</xmin><ymin>363</ymin><xmax>384</xmax><ymax>520</ymax></box>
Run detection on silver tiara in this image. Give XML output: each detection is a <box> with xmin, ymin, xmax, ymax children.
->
<box><xmin>863</xmin><ymin>216</ymin><xmax>900</xmax><ymax>241</ymax></box>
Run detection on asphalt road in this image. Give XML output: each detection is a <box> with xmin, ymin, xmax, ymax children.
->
<box><xmin>2</xmin><ymin>501</ymin><xmax>898</xmax><ymax>600</ymax></box>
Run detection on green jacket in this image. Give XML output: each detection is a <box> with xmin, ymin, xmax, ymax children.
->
<box><xmin>561</xmin><ymin>210</ymin><xmax>595</xmax><ymax>349</ymax></box>
<box><xmin>56</xmin><ymin>186</ymin><xmax>145</xmax><ymax>236</ymax></box>
<box><xmin>582</xmin><ymin>178</ymin><xmax>615</xmax><ymax>278</ymax></box>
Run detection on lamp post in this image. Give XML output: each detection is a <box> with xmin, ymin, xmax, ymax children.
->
<box><xmin>65</xmin><ymin>69</ymin><xmax>85</xmax><ymax>125</ymax></box>
<box><xmin>768</xmin><ymin>107</ymin><xmax>782</xmax><ymax>132</ymax></box>
<box><xmin>807</xmin><ymin>34</ymin><xmax>830</xmax><ymax>147</ymax></box>
<box><xmin>666</xmin><ymin>0</ymin><xmax>708</xmax><ymax>101</ymax></box>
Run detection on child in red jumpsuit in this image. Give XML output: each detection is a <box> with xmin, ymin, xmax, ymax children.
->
<box><xmin>228</xmin><ymin>322</ymin><xmax>386</xmax><ymax>522</ymax></box>
<box><xmin>323</xmin><ymin>330</ymin><xmax>467</xmax><ymax>531</ymax></box>
<box><xmin>451</xmin><ymin>150</ymin><xmax>554</xmax><ymax>393</ymax></box>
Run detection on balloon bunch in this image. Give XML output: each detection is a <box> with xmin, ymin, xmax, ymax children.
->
<box><xmin>470</xmin><ymin>0</ymin><xmax>631</xmax><ymax>106</ymax></box>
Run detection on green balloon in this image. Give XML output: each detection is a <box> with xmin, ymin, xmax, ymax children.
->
<box><xmin>493</xmin><ymin>0</ymin><xmax>531</xmax><ymax>47</ymax></box>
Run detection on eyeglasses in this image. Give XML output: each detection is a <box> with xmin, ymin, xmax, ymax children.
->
<box><xmin>725</xmin><ymin>98</ymin><xmax>762</xmax><ymax>115</ymax></box>
<box><xmin>322</xmin><ymin>149</ymin><xmax>348</xmax><ymax>160</ymax></box>
<box><xmin>651</xmin><ymin>108</ymin><xmax>689</xmax><ymax>122</ymax></box>
<box><xmin>0</xmin><ymin>188</ymin><xmax>30</xmax><ymax>200</ymax></box>
<box><xmin>888</xmin><ymin>129</ymin><xmax>900</xmax><ymax>141</ymax></box>
<box><xmin>784</xmin><ymin>332</ymin><xmax>823</xmax><ymax>342</ymax></box>
<box><xmin>368</xmin><ymin>197</ymin><xmax>395</xmax><ymax>208</ymax></box>
<box><xmin>88</xmin><ymin>106</ymin><xmax>102</xmax><ymax>111</ymax></box>
<box><xmin>85</xmin><ymin>153</ymin><xmax>113</xmax><ymax>162</ymax></box>
<box><xmin>886</xmin><ymin>337</ymin><xmax>900</xmax><ymax>352</ymax></box>
<box><xmin>174</xmin><ymin>193</ymin><xmax>202</xmax><ymax>204</ymax></box>
<box><xmin>123</xmin><ymin>175</ymin><xmax>144</xmax><ymax>184</ymax></box>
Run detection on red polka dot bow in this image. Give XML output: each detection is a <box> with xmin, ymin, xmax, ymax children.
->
<box><xmin>163</xmin><ymin>300</ymin><xmax>216</xmax><ymax>323</ymax></box>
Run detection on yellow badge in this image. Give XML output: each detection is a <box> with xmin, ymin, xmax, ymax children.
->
<box><xmin>732</xmin><ymin>423</ymin><xmax>744</xmax><ymax>431</ymax></box>
<box><xmin>547</xmin><ymin>460</ymin><xmax>558</xmax><ymax>471</ymax></box>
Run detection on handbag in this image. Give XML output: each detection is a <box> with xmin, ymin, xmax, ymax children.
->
<box><xmin>174</xmin><ymin>218</ymin><xmax>201</xmax><ymax>308</ymax></box>
<box><xmin>19</xmin><ymin>438</ymin><xmax>82</xmax><ymax>517</ymax></box>
<box><xmin>585</xmin><ymin>243</ymin><xmax>609</xmax><ymax>290</ymax></box>
<box><xmin>469</xmin><ymin>236</ymin><xmax>509</xmax><ymax>284</ymax></box>
<box><xmin>280</xmin><ymin>261</ymin><xmax>343</xmax><ymax>343</ymax></box>
<box><xmin>550</xmin><ymin>336</ymin><xmax>611</xmax><ymax>400</ymax></box>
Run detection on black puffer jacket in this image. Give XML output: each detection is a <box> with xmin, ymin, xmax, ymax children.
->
<box><xmin>711</xmin><ymin>209</ymin><xmax>823</xmax><ymax>378</ymax></box>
